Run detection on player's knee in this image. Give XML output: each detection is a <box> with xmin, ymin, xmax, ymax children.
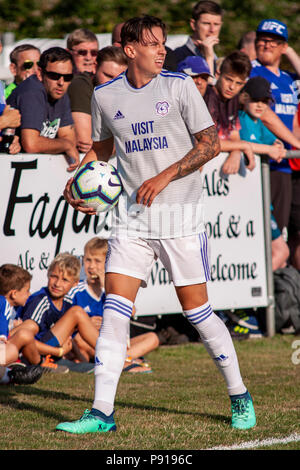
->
<box><xmin>16</xmin><ymin>327</ymin><xmax>33</xmax><ymax>344</ymax></box>
<box><xmin>67</xmin><ymin>305</ymin><xmax>87</xmax><ymax>320</ymax></box>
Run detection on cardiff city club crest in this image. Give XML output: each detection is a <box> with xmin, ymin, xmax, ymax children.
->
<box><xmin>156</xmin><ymin>101</ymin><xmax>170</xmax><ymax>116</ymax></box>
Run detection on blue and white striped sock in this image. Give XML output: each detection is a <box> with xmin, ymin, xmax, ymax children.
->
<box><xmin>184</xmin><ymin>302</ymin><xmax>247</xmax><ymax>396</ymax></box>
<box><xmin>93</xmin><ymin>294</ymin><xmax>133</xmax><ymax>416</ymax></box>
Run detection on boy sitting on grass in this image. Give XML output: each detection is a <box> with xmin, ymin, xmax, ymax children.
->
<box><xmin>18</xmin><ymin>252</ymin><xmax>99</xmax><ymax>371</ymax></box>
<box><xmin>203</xmin><ymin>51</ymin><xmax>285</xmax><ymax>174</ymax></box>
<box><xmin>68</xmin><ymin>237</ymin><xmax>157</xmax><ymax>373</ymax></box>
<box><xmin>0</xmin><ymin>264</ymin><xmax>43</xmax><ymax>385</ymax></box>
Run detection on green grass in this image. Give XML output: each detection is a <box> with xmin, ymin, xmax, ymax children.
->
<box><xmin>0</xmin><ymin>335</ymin><xmax>299</xmax><ymax>450</ymax></box>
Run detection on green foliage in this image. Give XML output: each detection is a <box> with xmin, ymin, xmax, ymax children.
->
<box><xmin>0</xmin><ymin>0</ymin><xmax>299</xmax><ymax>55</ymax></box>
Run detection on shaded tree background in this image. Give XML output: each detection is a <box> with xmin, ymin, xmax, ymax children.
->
<box><xmin>0</xmin><ymin>0</ymin><xmax>299</xmax><ymax>56</ymax></box>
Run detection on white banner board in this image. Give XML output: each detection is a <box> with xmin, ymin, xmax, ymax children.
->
<box><xmin>0</xmin><ymin>153</ymin><xmax>268</xmax><ymax>315</ymax></box>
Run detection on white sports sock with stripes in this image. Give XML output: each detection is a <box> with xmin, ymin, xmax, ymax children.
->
<box><xmin>183</xmin><ymin>302</ymin><xmax>247</xmax><ymax>396</ymax></box>
<box><xmin>93</xmin><ymin>294</ymin><xmax>133</xmax><ymax>416</ymax></box>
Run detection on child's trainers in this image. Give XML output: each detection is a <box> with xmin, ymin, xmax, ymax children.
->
<box><xmin>56</xmin><ymin>409</ymin><xmax>116</xmax><ymax>434</ymax></box>
<box><xmin>231</xmin><ymin>391</ymin><xmax>256</xmax><ymax>430</ymax></box>
<box><xmin>236</xmin><ymin>315</ymin><xmax>263</xmax><ymax>338</ymax></box>
<box><xmin>41</xmin><ymin>355</ymin><xmax>69</xmax><ymax>374</ymax></box>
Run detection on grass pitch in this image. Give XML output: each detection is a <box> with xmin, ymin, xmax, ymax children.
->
<box><xmin>0</xmin><ymin>335</ymin><xmax>299</xmax><ymax>451</ymax></box>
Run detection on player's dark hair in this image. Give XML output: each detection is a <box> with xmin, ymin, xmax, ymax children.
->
<box><xmin>192</xmin><ymin>1</ymin><xmax>223</xmax><ymax>21</ymax></box>
<box><xmin>10</xmin><ymin>44</ymin><xmax>41</xmax><ymax>65</ymax></box>
<box><xmin>0</xmin><ymin>264</ymin><xmax>32</xmax><ymax>295</ymax></box>
<box><xmin>121</xmin><ymin>15</ymin><xmax>166</xmax><ymax>48</ymax></box>
<box><xmin>220</xmin><ymin>51</ymin><xmax>252</xmax><ymax>79</ymax></box>
<box><xmin>38</xmin><ymin>47</ymin><xmax>74</xmax><ymax>70</ymax></box>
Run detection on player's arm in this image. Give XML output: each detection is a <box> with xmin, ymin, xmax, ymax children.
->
<box><xmin>63</xmin><ymin>137</ymin><xmax>114</xmax><ymax>214</ymax></box>
<box><xmin>137</xmin><ymin>125</ymin><xmax>220</xmax><ymax>207</ymax></box>
<box><xmin>261</xmin><ymin>107</ymin><xmax>300</xmax><ymax>149</ymax></box>
<box><xmin>72</xmin><ymin>112</ymin><xmax>93</xmax><ymax>154</ymax></box>
<box><xmin>21</xmin><ymin>127</ymin><xmax>80</xmax><ymax>172</ymax></box>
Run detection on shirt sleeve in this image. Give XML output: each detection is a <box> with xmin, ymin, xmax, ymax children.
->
<box><xmin>179</xmin><ymin>77</ymin><xmax>214</xmax><ymax>135</ymax></box>
<box><xmin>15</xmin><ymin>90</ymin><xmax>46</xmax><ymax>132</ymax></box>
<box><xmin>68</xmin><ymin>74</ymin><xmax>93</xmax><ymax>115</ymax></box>
<box><xmin>19</xmin><ymin>295</ymin><xmax>46</xmax><ymax>327</ymax></box>
<box><xmin>91</xmin><ymin>91</ymin><xmax>113</xmax><ymax>142</ymax></box>
<box><xmin>0</xmin><ymin>298</ymin><xmax>9</xmax><ymax>339</ymax></box>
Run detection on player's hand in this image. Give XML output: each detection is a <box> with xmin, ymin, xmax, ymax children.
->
<box><xmin>8</xmin><ymin>135</ymin><xmax>21</xmax><ymax>155</ymax></box>
<box><xmin>91</xmin><ymin>316</ymin><xmax>102</xmax><ymax>330</ymax></box>
<box><xmin>0</xmin><ymin>105</ymin><xmax>21</xmax><ymax>129</ymax></box>
<box><xmin>268</xmin><ymin>144</ymin><xmax>286</xmax><ymax>162</ymax></box>
<box><xmin>136</xmin><ymin>172</ymin><xmax>172</xmax><ymax>207</ymax></box>
<box><xmin>62</xmin><ymin>336</ymin><xmax>73</xmax><ymax>355</ymax></box>
<box><xmin>194</xmin><ymin>36</ymin><xmax>219</xmax><ymax>59</ymax></box>
<box><xmin>243</xmin><ymin>145</ymin><xmax>256</xmax><ymax>171</ymax></box>
<box><xmin>77</xmin><ymin>139</ymin><xmax>93</xmax><ymax>154</ymax></box>
<box><xmin>63</xmin><ymin>140</ymin><xmax>81</xmax><ymax>172</ymax></box>
<box><xmin>63</xmin><ymin>177</ymin><xmax>96</xmax><ymax>214</ymax></box>
<box><xmin>222</xmin><ymin>152</ymin><xmax>241</xmax><ymax>174</ymax></box>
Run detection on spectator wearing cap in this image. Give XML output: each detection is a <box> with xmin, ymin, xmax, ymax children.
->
<box><xmin>174</xmin><ymin>1</ymin><xmax>223</xmax><ymax>76</ymax></box>
<box><xmin>250</xmin><ymin>19</ymin><xmax>300</xmax><ymax>256</ymax></box>
<box><xmin>238</xmin><ymin>76</ymin><xmax>286</xmax><ymax>166</ymax></box>
<box><xmin>5</xmin><ymin>44</ymin><xmax>41</xmax><ymax>100</ymax></box>
<box><xmin>177</xmin><ymin>56</ymin><xmax>214</xmax><ymax>96</ymax></box>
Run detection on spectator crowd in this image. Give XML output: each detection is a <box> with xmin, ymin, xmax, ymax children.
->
<box><xmin>0</xmin><ymin>1</ymin><xmax>300</xmax><ymax>384</ymax></box>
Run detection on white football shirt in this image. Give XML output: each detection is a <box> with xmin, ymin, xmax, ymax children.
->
<box><xmin>92</xmin><ymin>70</ymin><xmax>214</xmax><ymax>238</ymax></box>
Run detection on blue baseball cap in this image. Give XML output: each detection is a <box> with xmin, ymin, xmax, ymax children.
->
<box><xmin>177</xmin><ymin>56</ymin><xmax>214</xmax><ymax>78</ymax></box>
<box><xmin>256</xmin><ymin>19</ymin><xmax>288</xmax><ymax>41</ymax></box>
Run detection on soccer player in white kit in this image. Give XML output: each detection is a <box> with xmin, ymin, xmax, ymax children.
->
<box><xmin>57</xmin><ymin>15</ymin><xmax>256</xmax><ymax>433</ymax></box>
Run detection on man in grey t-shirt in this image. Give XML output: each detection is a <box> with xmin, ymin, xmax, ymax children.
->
<box><xmin>58</xmin><ymin>15</ymin><xmax>256</xmax><ymax>434</ymax></box>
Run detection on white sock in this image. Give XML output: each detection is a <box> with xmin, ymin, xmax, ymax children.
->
<box><xmin>184</xmin><ymin>302</ymin><xmax>247</xmax><ymax>396</ymax></box>
<box><xmin>93</xmin><ymin>294</ymin><xmax>133</xmax><ymax>415</ymax></box>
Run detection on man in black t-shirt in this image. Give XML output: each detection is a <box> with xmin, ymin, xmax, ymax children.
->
<box><xmin>7</xmin><ymin>47</ymin><xmax>79</xmax><ymax>172</ymax></box>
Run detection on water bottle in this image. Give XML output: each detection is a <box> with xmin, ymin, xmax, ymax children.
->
<box><xmin>1</xmin><ymin>127</ymin><xmax>15</xmax><ymax>153</ymax></box>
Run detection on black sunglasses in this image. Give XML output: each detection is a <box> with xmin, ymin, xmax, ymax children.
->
<box><xmin>22</xmin><ymin>60</ymin><xmax>38</xmax><ymax>70</ymax></box>
<box><xmin>71</xmin><ymin>49</ymin><xmax>98</xmax><ymax>57</ymax></box>
<box><xmin>43</xmin><ymin>70</ymin><xmax>74</xmax><ymax>82</ymax></box>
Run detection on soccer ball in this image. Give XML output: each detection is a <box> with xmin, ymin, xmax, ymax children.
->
<box><xmin>71</xmin><ymin>161</ymin><xmax>123</xmax><ymax>213</ymax></box>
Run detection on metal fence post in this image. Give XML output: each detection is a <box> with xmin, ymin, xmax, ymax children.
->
<box><xmin>260</xmin><ymin>155</ymin><xmax>276</xmax><ymax>337</ymax></box>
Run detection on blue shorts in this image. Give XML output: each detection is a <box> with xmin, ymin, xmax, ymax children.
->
<box><xmin>39</xmin><ymin>330</ymin><xmax>60</xmax><ymax>347</ymax></box>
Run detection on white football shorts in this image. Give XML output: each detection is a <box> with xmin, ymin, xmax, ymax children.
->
<box><xmin>105</xmin><ymin>232</ymin><xmax>211</xmax><ymax>287</ymax></box>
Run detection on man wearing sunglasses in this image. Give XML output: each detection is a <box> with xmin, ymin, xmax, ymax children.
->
<box><xmin>67</xmin><ymin>29</ymin><xmax>99</xmax><ymax>154</ymax></box>
<box><xmin>5</xmin><ymin>44</ymin><xmax>41</xmax><ymax>99</ymax></box>
<box><xmin>7</xmin><ymin>47</ymin><xmax>79</xmax><ymax>172</ymax></box>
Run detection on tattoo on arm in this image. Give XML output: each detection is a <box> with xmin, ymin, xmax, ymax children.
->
<box><xmin>175</xmin><ymin>125</ymin><xmax>220</xmax><ymax>179</ymax></box>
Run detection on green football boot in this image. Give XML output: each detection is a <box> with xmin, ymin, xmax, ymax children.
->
<box><xmin>231</xmin><ymin>391</ymin><xmax>256</xmax><ymax>430</ymax></box>
<box><xmin>56</xmin><ymin>409</ymin><xmax>116</xmax><ymax>434</ymax></box>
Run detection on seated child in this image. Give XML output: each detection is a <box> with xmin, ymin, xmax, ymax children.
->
<box><xmin>68</xmin><ymin>237</ymin><xmax>157</xmax><ymax>373</ymax></box>
<box><xmin>0</xmin><ymin>264</ymin><xmax>43</xmax><ymax>385</ymax></box>
<box><xmin>19</xmin><ymin>253</ymin><xmax>99</xmax><ymax>366</ymax></box>
<box><xmin>67</xmin><ymin>237</ymin><xmax>107</xmax><ymax>362</ymax></box>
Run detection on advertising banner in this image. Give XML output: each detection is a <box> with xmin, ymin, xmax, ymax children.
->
<box><xmin>0</xmin><ymin>153</ymin><xmax>268</xmax><ymax>315</ymax></box>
